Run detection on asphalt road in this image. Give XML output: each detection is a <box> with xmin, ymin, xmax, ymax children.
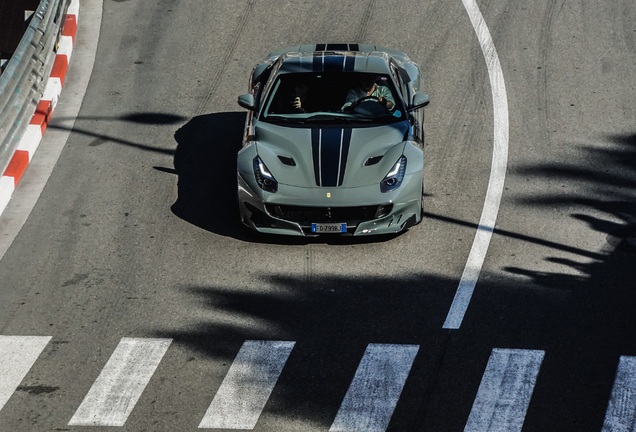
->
<box><xmin>0</xmin><ymin>0</ymin><xmax>635</xmax><ymax>431</ymax></box>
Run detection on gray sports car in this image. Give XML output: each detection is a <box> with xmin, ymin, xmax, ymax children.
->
<box><xmin>237</xmin><ymin>44</ymin><xmax>429</xmax><ymax>236</ymax></box>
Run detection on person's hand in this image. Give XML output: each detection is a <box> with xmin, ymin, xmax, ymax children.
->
<box><xmin>377</xmin><ymin>96</ymin><xmax>393</xmax><ymax>109</ymax></box>
<box><xmin>292</xmin><ymin>97</ymin><xmax>302</xmax><ymax>110</ymax></box>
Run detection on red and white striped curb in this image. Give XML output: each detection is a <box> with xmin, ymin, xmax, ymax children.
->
<box><xmin>0</xmin><ymin>0</ymin><xmax>79</xmax><ymax>217</ymax></box>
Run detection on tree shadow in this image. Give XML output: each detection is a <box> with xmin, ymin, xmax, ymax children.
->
<box><xmin>150</xmin><ymin>272</ymin><xmax>457</xmax><ymax>431</ymax></box>
<box><xmin>512</xmin><ymin>133</ymin><xmax>636</xmax><ymax>247</ymax></box>
<box><xmin>151</xmin><ymin>132</ymin><xmax>636</xmax><ymax>431</ymax></box>
<box><xmin>49</xmin><ymin>111</ymin><xmax>187</xmax><ymax>156</ymax></box>
<box><xmin>493</xmin><ymin>132</ymin><xmax>636</xmax><ymax>432</ymax></box>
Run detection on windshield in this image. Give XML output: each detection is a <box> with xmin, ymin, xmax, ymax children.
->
<box><xmin>260</xmin><ymin>72</ymin><xmax>406</xmax><ymax>125</ymax></box>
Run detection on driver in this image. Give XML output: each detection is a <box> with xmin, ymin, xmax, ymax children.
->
<box><xmin>342</xmin><ymin>75</ymin><xmax>395</xmax><ymax>111</ymax></box>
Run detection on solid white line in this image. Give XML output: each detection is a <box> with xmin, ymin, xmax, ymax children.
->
<box><xmin>0</xmin><ymin>336</ymin><xmax>51</xmax><ymax>412</ymax></box>
<box><xmin>199</xmin><ymin>340</ymin><xmax>295</xmax><ymax>429</ymax></box>
<box><xmin>464</xmin><ymin>348</ymin><xmax>544</xmax><ymax>432</ymax></box>
<box><xmin>443</xmin><ymin>0</ymin><xmax>510</xmax><ymax>329</ymax></box>
<box><xmin>330</xmin><ymin>344</ymin><xmax>419</xmax><ymax>432</ymax></box>
<box><xmin>602</xmin><ymin>356</ymin><xmax>636</xmax><ymax>432</ymax></box>
<box><xmin>68</xmin><ymin>338</ymin><xmax>172</xmax><ymax>427</ymax></box>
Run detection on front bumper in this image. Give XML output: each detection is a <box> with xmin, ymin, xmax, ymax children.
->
<box><xmin>237</xmin><ymin>172</ymin><xmax>422</xmax><ymax>236</ymax></box>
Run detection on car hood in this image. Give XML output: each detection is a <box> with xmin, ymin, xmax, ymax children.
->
<box><xmin>254</xmin><ymin>121</ymin><xmax>411</xmax><ymax>189</ymax></box>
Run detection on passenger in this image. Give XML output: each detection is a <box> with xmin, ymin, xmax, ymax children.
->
<box><xmin>289</xmin><ymin>82</ymin><xmax>310</xmax><ymax>113</ymax></box>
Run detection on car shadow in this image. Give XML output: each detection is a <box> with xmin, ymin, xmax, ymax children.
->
<box><xmin>171</xmin><ymin>111</ymin><xmax>408</xmax><ymax>245</ymax></box>
<box><xmin>171</xmin><ymin>111</ymin><xmax>247</xmax><ymax>239</ymax></box>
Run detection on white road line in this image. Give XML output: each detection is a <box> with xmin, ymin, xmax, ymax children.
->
<box><xmin>0</xmin><ymin>336</ymin><xmax>51</xmax><ymax>412</ymax></box>
<box><xmin>330</xmin><ymin>344</ymin><xmax>419</xmax><ymax>432</ymax></box>
<box><xmin>199</xmin><ymin>340</ymin><xmax>295</xmax><ymax>429</ymax></box>
<box><xmin>68</xmin><ymin>337</ymin><xmax>172</xmax><ymax>427</ymax></box>
<box><xmin>464</xmin><ymin>348</ymin><xmax>544</xmax><ymax>432</ymax></box>
<box><xmin>602</xmin><ymin>356</ymin><xmax>636</xmax><ymax>432</ymax></box>
<box><xmin>444</xmin><ymin>0</ymin><xmax>510</xmax><ymax>329</ymax></box>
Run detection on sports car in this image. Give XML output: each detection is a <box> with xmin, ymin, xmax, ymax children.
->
<box><xmin>237</xmin><ymin>44</ymin><xmax>429</xmax><ymax>236</ymax></box>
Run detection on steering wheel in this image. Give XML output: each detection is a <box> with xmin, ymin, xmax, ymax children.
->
<box><xmin>346</xmin><ymin>96</ymin><xmax>389</xmax><ymax>115</ymax></box>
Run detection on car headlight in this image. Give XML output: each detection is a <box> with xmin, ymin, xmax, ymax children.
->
<box><xmin>253</xmin><ymin>156</ymin><xmax>278</xmax><ymax>193</ymax></box>
<box><xmin>381</xmin><ymin>156</ymin><xmax>406</xmax><ymax>193</ymax></box>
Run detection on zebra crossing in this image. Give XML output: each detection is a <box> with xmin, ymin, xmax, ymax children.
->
<box><xmin>464</xmin><ymin>349</ymin><xmax>544</xmax><ymax>432</ymax></box>
<box><xmin>68</xmin><ymin>338</ymin><xmax>172</xmax><ymax>427</ymax></box>
<box><xmin>0</xmin><ymin>336</ymin><xmax>51</xmax><ymax>413</ymax></box>
<box><xmin>198</xmin><ymin>340</ymin><xmax>295</xmax><ymax>429</ymax></box>
<box><xmin>0</xmin><ymin>335</ymin><xmax>635</xmax><ymax>430</ymax></box>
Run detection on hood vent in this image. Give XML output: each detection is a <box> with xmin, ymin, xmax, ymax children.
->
<box><xmin>365</xmin><ymin>155</ymin><xmax>383</xmax><ymax>166</ymax></box>
<box><xmin>278</xmin><ymin>155</ymin><xmax>296</xmax><ymax>166</ymax></box>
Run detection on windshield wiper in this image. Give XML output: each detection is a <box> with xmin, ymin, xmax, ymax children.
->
<box><xmin>264</xmin><ymin>117</ymin><xmax>306</xmax><ymax>124</ymax></box>
<box><xmin>304</xmin><ymin>114</ymin><xmax>372</xmax><ymax>123</ymax></box>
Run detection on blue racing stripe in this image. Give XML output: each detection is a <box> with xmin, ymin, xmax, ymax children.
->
<box><xmin>324</xmin><ymin>55</ymin><xmax>345</xmax><ymax>72</ymax></box>
<box><xmin>344</xmin><ymin>55</ymin><xmax>355</xmax><ymax>72</ymax></box>
<box><xmin>310</xmin><ymin>128</ymin><xmax>351</xmax><ymax>187</ymax></box>
<box><xmin>320</xmin><ymin>128</ymin><xmax>342</xmax><ymax>187</ymax></box>
<box><xmin>338</xmin><ymin>129</ymin><xmax>352</xmax><ymax>186</ymax></box>
<box><xmin>312</xmin><ymin>53</ymin><xmax>323</xmax><ymax>72</ymax></box>
<box><xmin>326</xmin><ymin>43</ymin><xmax>348</xmax><ymax>51</ymax></box>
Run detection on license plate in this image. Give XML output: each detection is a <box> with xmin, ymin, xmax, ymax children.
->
<box><xmin>311</xmin><ymin>223</ymin><xmax>347</xmax><ymax>233</ymax></box>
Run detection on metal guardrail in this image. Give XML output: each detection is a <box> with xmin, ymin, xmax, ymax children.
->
<box><xmin>0</xmin><ymin>0</ymin><xmax>70</xmax><ymax>176</ymax></box>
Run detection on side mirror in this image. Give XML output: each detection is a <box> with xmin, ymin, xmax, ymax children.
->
<box><xmin>407</xmin><ymin>92</ymin><xmax>430</xmax><ymax>111</ymax></box>
<box><xmin>238</xmin><ymin>94</ymin><xmax>256</xmax><ymax>110</ymax></box>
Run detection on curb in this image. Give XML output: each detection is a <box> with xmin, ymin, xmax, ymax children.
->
<box><xmin>0</xmin><ymin>0</ymin><xmax>80</xmax><ymax>218</ymax></box>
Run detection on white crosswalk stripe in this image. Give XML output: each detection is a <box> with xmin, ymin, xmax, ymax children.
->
<box><xmin>602</xmin><ymin>356</ymin><xmax>636</xmax><ymax>432</ymax></box>
<box><xmin>330</xmin><ymin>344</ymin><xmax>419</xmax><ymax>432</ymax></box>
<box><xmin>3</xmin><ymin>336</ymin><xmax>636</xmax><ymax>429</ymax></box>
<box><xmin>464</xmin><ymin>348</ymin><xmax>544</xmax><ymax>432</ymax></box>
<box><xmin>199</xmin><ymin>340</ymin><xmax>295</xmax><ymax>429</ymax></box>
<box><xmin>0</xmin><ymin>336</ymin><xmax>51</xmax><ymax>412</ymax></box>
<box><xmin>68</xmin><ymin>337</ymin><xmax>172</xmax><ymax>427</ymax></box>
